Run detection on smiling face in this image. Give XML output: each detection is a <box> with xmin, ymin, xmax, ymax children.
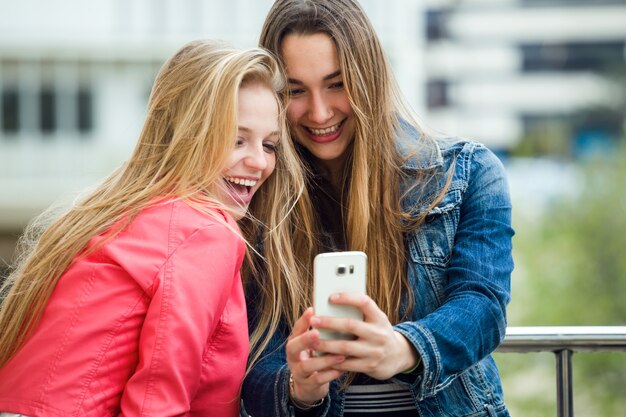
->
<box><xmin>281</xmin><ymin>32</ymin><xmax>355</xmax><ymax>177</ymax></box>
<box><xmin>219</xmin><ymin>82</ymin><xmax>280</xmax><ymax>220</ymax></box>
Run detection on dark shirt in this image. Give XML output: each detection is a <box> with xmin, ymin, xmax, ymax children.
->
<box><xmin>308</xmin><ymin>174</ymin><xmax>347</xmax><ymax>251</ymax></box>
<box><xmin>299</xmin><ymin>144</ymin><xmax>349</xmax><ymax>251</ymax></box>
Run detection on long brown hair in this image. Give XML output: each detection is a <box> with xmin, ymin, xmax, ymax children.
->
<box><xmin>0</xmin><ymin>40</ymin><xmax>306</xmax><ymax>367</ymax></box>
<box><xmin>247</xmin><ymin>0</ymin><xmax>450</xmax><ymax>370</ymax></box>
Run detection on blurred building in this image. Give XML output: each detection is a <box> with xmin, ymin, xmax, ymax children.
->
<box><xmin>422</xmin><ymin>0</ymin><xmax>626</xmax><ymax>153</ymax></box>
<box><xmin>1</xmin><ymin>0</ymin><xmax>625</xmax><ymax>264</ymax></box>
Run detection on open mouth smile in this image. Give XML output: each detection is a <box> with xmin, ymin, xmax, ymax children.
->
<box><xmin>305</xmin><ymin>120</ymin><xmax>344</xmax><ymax>136</ymax></box>
<box><xmin>224</xmin><ymin>176</ymin><xmax>257</xmax><ymax>188</ymax></box>
<box><xmin>223</xmin><ymin>176</ymin><xmax>259</xmax><ymax>202</ymax></box>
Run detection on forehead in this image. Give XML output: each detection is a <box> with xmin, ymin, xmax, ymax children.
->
<box><xmin>281</xmin><ymin>33</ymin><xmax>340</xmax><ymax>79</ymax></box>
<box><xmin>237</xmin><ymin>83</ymin><xmax>280</xmax><ymax>133</ymax></box>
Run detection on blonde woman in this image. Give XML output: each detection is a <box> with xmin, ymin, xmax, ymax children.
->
<box><xmin>0</xmin><ymin>39</ymin><xmax>304</xmax><ymax>417</ymax></box>
<box><xmin>242</xmin><ymin>0</ymin><xmax>515</xmax><ymax>416</ymax></box>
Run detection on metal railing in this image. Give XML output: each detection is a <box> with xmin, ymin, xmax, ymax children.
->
<box><xmin>497</xmin><ymin>326</ymin><xmax>626</xmax><ymax>417</ymax></box>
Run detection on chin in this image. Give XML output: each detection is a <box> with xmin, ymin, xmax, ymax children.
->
<box><xmin>230</xmin><ymin>204</ymin><xmax>249</xmax><ymax>220</ymax></box>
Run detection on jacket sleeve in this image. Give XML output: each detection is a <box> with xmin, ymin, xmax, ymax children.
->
<box><xmin>120</xmin><ymin>222</ymin><xmax>244</xmax><ymax>416</ymax></box>
<box><xmin>241</xmin><ymin>299</ymin><xmax>331</xmax><ymax>417</ymax></box>
<box><xmin>394</xmin><ymin>143</ymin><xmax>514</xmax><ymax>399</ymax></box>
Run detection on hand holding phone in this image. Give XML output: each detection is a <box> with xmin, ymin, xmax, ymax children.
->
<box><xmin>313</xmin><ymin>251</ymin><xmax>367</xmax><ymax>342</ymax></box>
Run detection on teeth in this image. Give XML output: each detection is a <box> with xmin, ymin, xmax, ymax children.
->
<box><xmin>225</xmin><ymin>177</ymin><xmax>257</xmax><ymax>187</ymax></box>
<box><xmin>308</xmin><ymin>122</ymin><xmax>341</xmax><ymax>136</ymax></box>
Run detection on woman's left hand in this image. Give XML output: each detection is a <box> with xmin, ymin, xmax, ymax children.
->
<box><xmin>309</xmin><ymin>293</ymin><xmax>420</xmax><ymax>380</ymax></box>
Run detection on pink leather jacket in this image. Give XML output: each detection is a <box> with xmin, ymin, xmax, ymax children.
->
<box><xmin>0</xmin><ymin>199</ymin><xmax>248</xmax><ymax>416</ymax></box>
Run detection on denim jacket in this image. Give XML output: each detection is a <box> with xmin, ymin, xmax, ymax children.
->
<box><xmin>242</xmin><ymin>138</ymin><xmax>514</xmax><ymax>417</ymax></box>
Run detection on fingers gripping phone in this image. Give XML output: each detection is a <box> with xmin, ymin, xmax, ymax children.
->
<box><xmin>313</xmin><ymin>251</ymin><xmax>367</xmax><ymax>342</ymax></box>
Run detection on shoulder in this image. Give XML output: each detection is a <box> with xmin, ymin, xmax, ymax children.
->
<box><xmin>107</xmin><ymin>198</ymin><xmax>244</xmax><ymax>265</ymax></box>
<box><xmin>400</xmin><ymin>136</ymin><xmax>509</xmax><ymax>213</ymax></box>
<box><xmin>436</xmin><ymin>138</ymin><xmax>506</xmax><ymax>184</ymax></box>
<box><xmin>95</xmin><ymin>198</ymin><xmax>245</xmax><ymax>291</ymax></box>
<box><xmin>397</xmin><ymin>120</ymin><xmax>503</xmax><ymax>175</ymax></box>
<box><xmin>132</xmin><ymin>198</ymin><xmax>239</xmax><ymax>238</ymax></box>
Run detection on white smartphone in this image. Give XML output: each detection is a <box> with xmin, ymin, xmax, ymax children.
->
<box><xmin>313</xmin><ymin>251</ymin><xmax>367</xmax><ymax>341</ymax></box>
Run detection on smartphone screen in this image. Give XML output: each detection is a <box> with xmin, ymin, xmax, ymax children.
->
<box><xmin>313</xmin><ymin>251</ymin><xmax>367</xmax><ymax>341</ymax></box>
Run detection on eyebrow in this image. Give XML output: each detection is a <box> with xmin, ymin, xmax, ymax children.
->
<box><xmin>287</xmin><ymin>69</ymin><xmax>342</xmax><ymax>85</ymax></box>
<box><xmin>238</xmin><ymin>126</ymin><xmax>280</xmax><ymax>138</ymax></box>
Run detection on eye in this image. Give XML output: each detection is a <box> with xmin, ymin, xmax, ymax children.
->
<box><xmin>329</xmin><ymin>81</ymin><xmax>344</xmax><ymax>90</ymax></box>
<box><xmin>235</xmin><ymin>137</ymin><xmax>246</xmax><ymax>147</ymax></box>
<box><xmin>288</xmin><ymin>87</ymin><xmax>305</xmax><ymax>97</ymax></box>
<box><xmin>263</xmin><ymin>142</ymin><xmax>279</xmax><ymax>153</ymax></box>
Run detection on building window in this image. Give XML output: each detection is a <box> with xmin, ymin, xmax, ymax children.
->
<box><xmin>77</xmin><ymin>89</ymin><xmax>93</xmax><ymax>134</ymax></box>
<box><xmin>40</xmin><ymin>88</ymin><xmax>56</xmax><ymax>134</ymax></box>
<box><xmin>1</xmin><ymin>89</ymin><xmax>19</xmax><ymax>134</ymax></box>
<box><xmin>425</xmin><ymin>9</ymin><xmax>449</xmax><ymax>42</ymax></box>
<box><xmin>521</xmin><ymin>41</ymin><xmax>626</xmax><ymax>72</ymax></box>
<box><xmin>426</xmin><ymin>79</ymin><xmax>449</xmax><ymax>109</ymax></box>
<box><xmin>1</xmin><ymin>61</ymin><xmax>95</xmax><ymax>138</ymax></box>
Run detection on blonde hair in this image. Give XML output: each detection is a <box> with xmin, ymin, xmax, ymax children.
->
<box><xmin>248</xmin><ymin>0</ymin><xmax>450</xmax><ymax>371</ymax></box>
<box><xmin>0</xmin><ymin>39</ymin><xmax>306</xmax><ymax>368</ymax></box>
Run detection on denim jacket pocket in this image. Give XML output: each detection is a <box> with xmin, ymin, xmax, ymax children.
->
<box><xmin>409</xmin><ymin>187</ymin><xmax>461</xmax><ymax>266</ymax></box>
<box><xmin>407</xmin><ymin>187</ymin><xmax>461</xmax><ymax>308</ymax></box>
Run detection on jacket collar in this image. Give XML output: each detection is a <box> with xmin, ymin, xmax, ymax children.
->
<box><xmin>396</xmin><ymin>119</ymin><xmax>443</xmax><ymax>171</ymax></box>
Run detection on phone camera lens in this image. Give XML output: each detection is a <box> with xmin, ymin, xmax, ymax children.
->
<box><xmin>336</xmin><ymin>265</ymin><xmax>346</xmax><ymax>276</ymax></box>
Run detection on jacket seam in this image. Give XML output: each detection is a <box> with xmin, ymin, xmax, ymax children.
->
<box><xmin>275</xmin><ymin>363</ymin><xmax>289</xmax><ymax>416</ymax></box>
<box><xmin>76</xmin><ymin>287</ymin><xmax>151</xmax><ymax>414</ymax></box>
<box><xmin>37</xmin><ymin>264</ymin><xmax>97</xmax><ymax>415</ymax></box>
<box><xmin>135</xmin><ymin>203</ymin><xmax>232</xmax><ymax>414</ymax></box>
<box><xmin>139</xmin><ymin>201</ymin><xmax>179</xmax><ymax>415</ymax></box>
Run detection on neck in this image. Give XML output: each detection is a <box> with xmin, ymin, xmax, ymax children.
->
<box><xmin>318</xmin><ymin>159</ymin><xmax>345</xmax><ymax>191</ymax></box>
<box><xmin>312</xmin><ymin>144</ymin><xmax>353</xmax><ymax>191</ymax></box>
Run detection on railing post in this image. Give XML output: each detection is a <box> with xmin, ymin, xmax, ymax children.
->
<box><xmin>555</xmin><ymin>349</ymin><xmax>573</xmax><ymax>417</ymax></box>
<box><xmin>499</xmin><ymin>327</ymin><xmax>626</xmax><ymax>417</ymax></box>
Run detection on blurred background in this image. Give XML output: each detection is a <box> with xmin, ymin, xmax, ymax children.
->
<box><xmin>0</xmin><ymin>0</ymin><xmax>624</xmax><ymax>414</ymax></box>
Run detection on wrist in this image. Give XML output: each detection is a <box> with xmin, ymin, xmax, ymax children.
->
<box><xmin>394</xmin><ymin>331</ymin><xmax>421</xmax><ymax>375</ymax></box>
<box><xmin>289</xmin><ymin>372</ymin><xmax>324</xmax><ymax>410</ymax></box>
<box><xmin>401</xmin><ymin>357</ymin><xmax>422</xmax><ymax>374</ymax></box>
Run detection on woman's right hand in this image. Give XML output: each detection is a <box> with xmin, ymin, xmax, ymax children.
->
<box><xmin>286</xmin><ymin>307</ymin><xmax>346</xmax><ymax>405</ymax></box>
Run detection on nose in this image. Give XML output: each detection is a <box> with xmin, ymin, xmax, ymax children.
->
<box><xmin>308</xmin><ymin>91</ymin><xmax>333</xmax><ymax>125</ymax></box>
<box><xmin>244</xmin><ymin>144</ymin><xmax>268</xmax><ymax>171</ymax></box>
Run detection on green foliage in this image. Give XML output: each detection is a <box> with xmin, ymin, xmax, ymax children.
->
<box><xmin>499</xmin><ymin>141</ymin><xmax>626</xmax><ymax>416</ymax></box>
<box><xmin>511</xmin><ymin>119</ymin><xmax>572</xmax><ymax>158</ymax></box>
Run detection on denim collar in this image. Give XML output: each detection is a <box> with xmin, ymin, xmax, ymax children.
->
<box><xmin>396</xmin><ymin>119</ymin><xmax>443</xmax><ymax>171</ymax></box>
